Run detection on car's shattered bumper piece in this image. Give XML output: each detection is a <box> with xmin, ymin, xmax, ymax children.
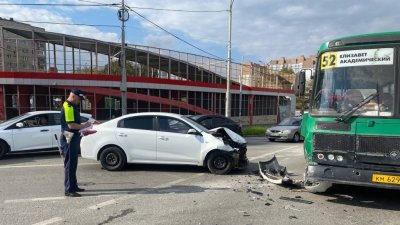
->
<box><xmin>259</xmin><ymin>156</ymin><xmax>303</xmax><ymax>188</ymax></box>
<box><xmin>258</xmin><ymin>155</ymin><xmax>288</xmax><ymax>184</ymax></box>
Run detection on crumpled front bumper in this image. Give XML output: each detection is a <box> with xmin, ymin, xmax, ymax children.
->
<box><xmin>229</xmin><ymin>147</ymin><xmax>248</xmax><ymax>169</ymax></box>
<box><xmin>306</xmin><ymin>165</ymin><xmax>400</xmax><ymax>190</ymax></box>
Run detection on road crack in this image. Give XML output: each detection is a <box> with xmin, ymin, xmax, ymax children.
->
<box><xmin>98</xmin><ymin>208</ymin><xmax>135</xmax><ymax>225</ymax></box>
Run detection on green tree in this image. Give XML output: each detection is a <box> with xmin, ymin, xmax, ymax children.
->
<box><xmin>280</xmin><ymin>65</ymin><xmax>294</xmax><ymax>74</ymax></box>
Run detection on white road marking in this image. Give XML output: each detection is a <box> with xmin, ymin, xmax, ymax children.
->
<box><xmin>0</xmin><ymin>163</ymin><xmax>98</xmax><ymax>169</ymax></box>
<box><xmin>154</xmin><ymin>173</ymin><xmax>204</xmax><ymax>188</ymax></box>
<box><xmin>87</xmin><ymin>199</ymin><xmax>116</xmax><ymax>210</ymax></box>
<box><xmin>4</xmin><ymin>197</ymin><xmax>66</xmax><ymax>204</ymax></box>
<box><xmin>248</xmin><ymin>146</ymin><xmax>299</xmax><ymax>161</ymax></box>
<box><xmin>31</xmin><ymin>217</ymin><xmax>63</xmax><ymax>225</ymax></box>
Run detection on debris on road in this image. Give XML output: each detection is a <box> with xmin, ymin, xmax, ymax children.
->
<box><xmin>284</xmin><ymin>205</ymin><xmax>301</xmax><ymax>211</ymax></box>
<box><xmin>279</xmin><ymin>196</ymin><xmax>314</xmax><ymax>204</ymax></box>
<box><xmin>258</xmin><ymin>156</ymin><xmax>304</xmax><ymax>188</ymax></box>
<box><xmin>246</xmin><ymin>188</ymin><xmax>264</xmax><ymax>196</ymax></box>
<box><xmin>289</xmin><ymin>215</ymin><xmax>298</xmax><ymax>219</ymax></box>
<box><xmin>239</xmin><ymin>211</ymin><xmax>251</xmax><ymax>216</ymax></box>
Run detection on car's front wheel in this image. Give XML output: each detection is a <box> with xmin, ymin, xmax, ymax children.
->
<box><xmin>268</xmin><ymin>138</ymin><xmax>275</xmax><ymax>142</ymax></box>
<box><xmin>293</xmin><ymin>133</ymin><xmax>300</xmax><ymax>142</ymax></box>
<box><xmin>100</xmin><ymin>147</ymin><xmax>126</xmax><ymax>171</ymax></box>
<box><xmin>0</xmin><ymin>141</ymin><xmax>8</xmax><ymax>160</ymax></box>
<box><xmin>207</xmin><ymin>152</ymin><xmax>233</xmax><ymax>175</ymax></box>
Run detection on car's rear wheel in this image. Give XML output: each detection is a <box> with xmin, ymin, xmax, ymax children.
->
<box><xmin>0</xmin><ymin>141</ymin><xmax>7</xmax><ymax>159</ymax></box>
<box><xmin>293</xmin><ymin>133</ymin><xmax>300</xmax><ymax>142</ymax></box>
<box><xmin>100</xmin><ymin>147</ymin><xmax>126</xmax><ymax>171</ymax></box>
<box><xmin>207</xmin><ymin>152</ymin><xmax>233</xmax><ymax>175</ymax></box>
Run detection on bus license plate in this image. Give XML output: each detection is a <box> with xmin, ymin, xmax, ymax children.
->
<box><xmin>372</xmin><ymin>174</ymin><xmax>400</xmax><ymax>185</ymax></box>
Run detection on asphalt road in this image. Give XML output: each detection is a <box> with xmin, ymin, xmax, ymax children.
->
<box><xmin>0</xmin><ymin>137</ymin><xmax>399</xmax><ymax>225</ymax></box>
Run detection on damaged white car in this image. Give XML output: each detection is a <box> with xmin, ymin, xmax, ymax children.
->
<box><xmin>81</xmin><ymin>112</ymin><xmax>248</xmax><ymax>174</ymax></box>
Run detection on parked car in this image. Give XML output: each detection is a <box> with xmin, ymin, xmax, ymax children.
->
<box><xmin>187</xmin><ymin>115</ymin><xmax>243</xmax><ymax>136</ymax></box>
<box><xmin>81</xmin><ymin>112</ymin><xmax>248</xmax><ymax>174</ymax></box>
<box><xmin>265</xmin><ymin>117</ymin><xmax>303</xmax><ymax>142</ymax></box>
<box><xmin>0</xmin><ymin>111</ymin><xmax>96</xmax><ymax>159</ymax></box>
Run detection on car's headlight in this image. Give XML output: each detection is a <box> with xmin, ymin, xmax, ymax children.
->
<box><xmin>266</xmin><ymin>129</ymin><xmax>271</xmax><ymax>133</ymax></box>
<box><xmin>282</xmin><ymin>130</ymin><xmax>291</xmax><ymax>134</ymax></box>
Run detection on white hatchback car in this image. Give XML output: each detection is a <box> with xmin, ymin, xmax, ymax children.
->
<box><xmin>0</xmin><ymin>111</ymin><xmax>95</xmax><ymax>159</ymax></box>
<box><xmin>81</xmin><ymin>112</ymin><xmax>248</xmax><ymax>174</ymax></box>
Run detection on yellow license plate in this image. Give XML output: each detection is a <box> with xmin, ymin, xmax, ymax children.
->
<box><xmin>372</xmin><ymin>174</ymin><xmax>400</xmax><ymax>185</ymax></box>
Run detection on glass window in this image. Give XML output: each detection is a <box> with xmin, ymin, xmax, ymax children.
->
<box><xmin>119</xmin><ymin>116</ymin><xmax>154</xmax><ymax>130</ymax></box>
<box><xmin>311</xmin><ymin>48</ymin><xmax>395</xmax><ymax>117</ymax></box>
<box><xmin>158</xmin><ymin>117</ymin><xmax>191</xmax><ymax>134</ymax></box>
<box><xmin>213</xmin><ymin>117</ymin><xmax>226</xmax><ymax>126</ymax></box>
<box><xmin>278</xmin><ymin>118</ymin><xmax>302</xmax><ymax>126</ymax></box>
<box><xmin>200</xmin><ymin>118</ymin><xmax>213</xmax><ymax>129</ymax></box>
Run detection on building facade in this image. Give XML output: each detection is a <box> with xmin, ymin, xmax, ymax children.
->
<box><xmin>0</xmin><ymin>19</ymin><xmax>295</xmax><ymax>125</ymax></box>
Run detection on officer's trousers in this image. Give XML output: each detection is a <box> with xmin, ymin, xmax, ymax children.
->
<box><xmin>61</xmin><ymin>133</ymin><xmax>80</xmax><ymax>193</ymax></box>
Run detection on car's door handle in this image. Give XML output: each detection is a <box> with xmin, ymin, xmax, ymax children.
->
<box><xmin>118</xmin><ymin>133</ymin><xmax>127</xmax><ymax>137</ymax></box>
<box><xmin>40</xmin><ymin>129</ymin><xmax>49</xmax><ymax>132</ymax></box>
<box><xmin>158</xmin><ymin>136</ymin><xmax>168</xmax><ymax>141</ymax></box>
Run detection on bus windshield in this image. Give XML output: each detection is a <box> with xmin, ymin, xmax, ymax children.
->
<box><xmin>311</xmin><ymin>48</ymin><xmax>395</xmax><ymax>117</ymax></box>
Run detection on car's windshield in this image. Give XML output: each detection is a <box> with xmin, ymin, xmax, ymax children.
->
<box><xmin>311</xmin><ymin>48</ymin><xmax>395</xmax><ymax>117</ymax></box>
<box><xmin>278</xmin><ymin>118</ymin><xmax>301</xmax><ymax>126</ymax></box>
<box><xmin>180</xmin><ymin>116</ymin><xmax>209</xmax><ymax>132</ymax></box>
<box><xmin>0</xmin><ymin>113</ymin><xmax>31</xmax><ymax>127</ymax></box>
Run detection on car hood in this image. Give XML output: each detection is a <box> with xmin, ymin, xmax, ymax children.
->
<box><xmin>268</xmin><ymin>126</ymin><xmax>299</xmax><ymax>131</ymax></box>
<box><xmin>209</xmin><ymin>127</ymin><xmax>246</xmax><ymax>144</ymax></box>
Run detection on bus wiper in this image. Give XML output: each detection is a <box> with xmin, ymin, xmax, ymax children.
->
<box><xmin>336</xmin><ymin>92</ymin><xmax>378</xmax><ymax>122</ymax></box>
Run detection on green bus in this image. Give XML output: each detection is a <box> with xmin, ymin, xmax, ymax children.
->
<box><xmin>300</xmin><ymin>32</ymin><xmax>400</xmax><ymax>192</ymax></box>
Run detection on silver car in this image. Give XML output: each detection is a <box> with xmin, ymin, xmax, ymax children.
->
<box><xmin>266</xmin><ymin>117</ymin><xmax>302</xmax><ymax>142</ymax></box>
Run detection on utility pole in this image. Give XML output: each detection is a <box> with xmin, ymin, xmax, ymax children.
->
<box><xmin>239</xmin><ymin>56</ymin><xmax>243</xmax><ymax>126</ymax></box>
<box><xmin>119</xmin><ymin>0</ymin><xmax>129</xmax><ymax>115</ymax></box>
<box><xmin>225</xmin><ymin>0</ymin><xmax>234</xmax><ymax>117</ymax></box>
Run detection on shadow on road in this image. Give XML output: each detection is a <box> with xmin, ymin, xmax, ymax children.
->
<box><xmin>323</xmin><ymin>185</ymin><xmax>400</xmax><ymax>211</ymax></box>
<box><xmin>81</xmin><ymin>185</ymin><xmax>229</xmax><ymax>197</ymax></box>
<box><xmin>122</xmin><ymin>164</ymin><xmax>209</xmax><ymax>174</ymax></box>
<box><xmin>0</xmin><ymin>151</ymin><xmax>60</xmax><ymax>165</ymax></box>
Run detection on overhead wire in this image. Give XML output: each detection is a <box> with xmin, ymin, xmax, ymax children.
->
<box><xmin>0</xmin><ymin>3</ymin><xmax>118</xmax><ymax>7</ymax></box>
<box><xmin>126</xmin><ymin>5</ymin><xmax>225</xmax><ymax>60</ymax></box>
<box><xmin>127</xmin><ymin>6</ymin><xmax>227</xmax><ymax>13</ymax></box>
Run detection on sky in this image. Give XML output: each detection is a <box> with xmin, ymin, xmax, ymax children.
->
<box><xmin>0</xmin><ymin>0</ymin><xmax>399</xmax><ymax>64</ymax></box>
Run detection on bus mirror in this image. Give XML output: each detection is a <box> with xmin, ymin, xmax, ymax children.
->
<box><xmin>295</xmin><ymin>71</ymin><xmax>306</xmax><ymax>96</ymax></box>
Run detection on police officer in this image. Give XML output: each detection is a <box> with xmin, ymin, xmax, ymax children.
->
<box><xmin>61</xmin><ymin>89</ymin><xmax>91</xmax><ymax>197</ymax></box>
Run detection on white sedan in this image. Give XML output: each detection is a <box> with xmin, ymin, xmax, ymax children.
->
<box><xmin>81</xmin><ymin>112</ymin><xmax>248</xmax><ymax>175</ymax></box>
<box><xmin>0</xmin><ymin>111</ymin><xmax>95</xmax><ymax>159</ymax></box>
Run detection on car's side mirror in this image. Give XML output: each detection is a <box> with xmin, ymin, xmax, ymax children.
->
<box><xmin>16</xmin><ymin>122</ymin><xmax>25</xmax><ymax>128</ymax></box>
<box><xmin>187</xmin><ymin>129</ymin><xmax>200</xmax><ymax>135</ymax></box>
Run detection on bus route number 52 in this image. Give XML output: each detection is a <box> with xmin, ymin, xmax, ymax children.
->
<box><xmin>321</xmin><ymin>52</ymin><xmax>337</xmax><ymax>70</ymax></box>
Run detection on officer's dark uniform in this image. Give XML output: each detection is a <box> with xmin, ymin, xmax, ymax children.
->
<box><xmin>60</xmin><ymin>100</ymin><xmax>81</xmax><ymax>193</ymax></box>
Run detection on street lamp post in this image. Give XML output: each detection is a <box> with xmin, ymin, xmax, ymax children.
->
<box><xmin>225</xmin><ymin>0</ymin><xmax>234</xmax><ymax>117</ymax></box>
<box><xmin>239</xmin><ymin>56</ymin><xmax>243</xmax><ymax>126</ymax></box>
<box><xmin>119</xmin><ymin>0</ymin><xmax>129</xmax><ymax>115</ymax></box>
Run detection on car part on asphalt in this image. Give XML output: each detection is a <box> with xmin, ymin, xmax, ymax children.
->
<box><xmin>259</xmin><ymin>155</ymin><xmax>289</xmax><ymax>184</ymax></box>
<box><xmin>259</xmin><ymin>156</ymin><xmax>303</xmax><ymax>188</ymax></box>
<box><xmin>303</xmin><ymin>178</ymin><xmax>333</xmax><ymax>193</ymax></box>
